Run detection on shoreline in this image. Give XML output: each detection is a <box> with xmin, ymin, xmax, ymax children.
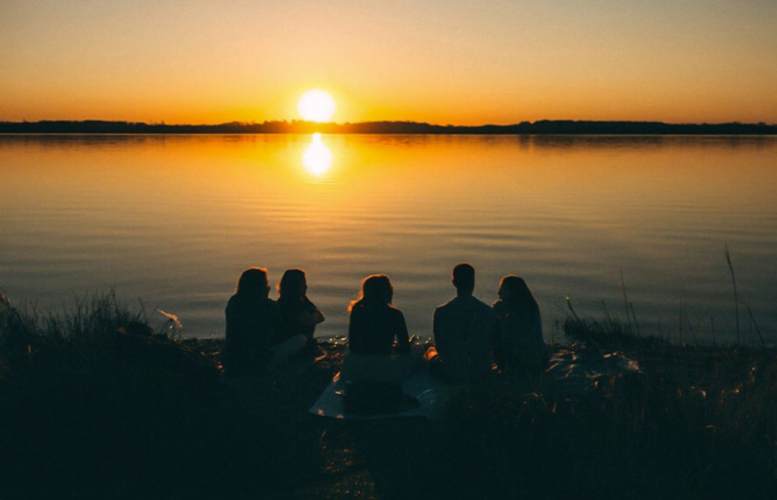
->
<box><xmin>1</xmin><ymin>295</ymin><xmax>776</xmax><ymax>498</ymax></box>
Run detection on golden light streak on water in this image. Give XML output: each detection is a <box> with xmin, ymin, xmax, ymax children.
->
<box><xmin>303</xmin><ymin>133</ymin><xmax>333</xmax><ymax>176</ymax></box>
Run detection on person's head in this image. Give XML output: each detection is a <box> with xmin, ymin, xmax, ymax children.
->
<box><xmin>236</xmin><ymin>267</ymin><xmax>270</xmax><ymax>297</ymax></box>
<box><xmin>350</xmin><ymin>274</ymin><xmax>393</xmax><ymax>310</ymax></box>
<box><xmin>278</xmin><ymin>269</ymin><xmax>307</xmax><ymax>300</ymax></box>
<box><xmin>498</xmin><ymin>275</ymin><xmax>533</xmax><ymax>304</ymax></box>
<box><xmin>452</xmin><ymin>263</ymin><xmax>475</xmax><ymax>296</ymax></box>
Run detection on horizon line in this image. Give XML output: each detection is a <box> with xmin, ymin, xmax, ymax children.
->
<box><xmin>2</xmin><ymin>118</ymin><xmax>777</xmax><ymax>128</ymax></box>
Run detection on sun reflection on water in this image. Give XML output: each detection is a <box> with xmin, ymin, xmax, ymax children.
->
<box><xmin>303</xmin><ymin>133</ymin><xmax>333</xmax><ymax>176</ymax></box>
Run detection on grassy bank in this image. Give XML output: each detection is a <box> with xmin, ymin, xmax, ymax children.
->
<box><xmin>0</xmin><ymin>293</ymin><xmax>775</xmax><ymax>499</ymax></box>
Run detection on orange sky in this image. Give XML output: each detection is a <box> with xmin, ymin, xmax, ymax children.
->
<box><xmin>1</xmin><ymin>0</ymin><xmax>776</xmax><ymax>125</ymax></box>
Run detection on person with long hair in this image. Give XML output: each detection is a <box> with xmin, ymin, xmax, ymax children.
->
<box><xmin>492</xmin><ymin>275</ymin><xmax>548</xmax><ymax>376</ymax></box>
<box><xmin>348</xmin><ymin>274</ymin><xmax>410</xmax><ymax>356</ymax></box>
<box><xmin>223</xmin><ymin>267</ymin><xmax>306</xmax><ymax>376</ymax></box>
<box><xmin>342</xmin><ymin>274</ymin><xmax>414</xmax><ymax>412</ymax></box>
<box><xmin>277</xmin><ymin>269</ymin><xmax>325</xmax><ymax>352</ymax></box>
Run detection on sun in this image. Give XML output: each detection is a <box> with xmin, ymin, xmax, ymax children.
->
<box><xmin>297</xmin><ymin>90</ymin><xmax>336</xmax><ymax>122</ymax></box>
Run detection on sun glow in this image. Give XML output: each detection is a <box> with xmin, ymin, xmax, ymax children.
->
<box><xmin>297</xmin><ymin>90</ymin><xmax>336</xmax><ymax>122</ymax></box>
<box><xmin>302</xmin><ymin>133</ymin><xmax>333</xmax><ymax>175</ymax></box>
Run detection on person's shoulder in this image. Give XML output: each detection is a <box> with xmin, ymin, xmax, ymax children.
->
<box><xmin>349</xmin><ymin>302</ymin><xmax>367</xmax><ymax>318</ymax></box>
<box><xmin>469</xmin><ymin>295</ymin><xmax>490</xmax><ymax>307</ymax></box>
<box><xmin>435</xmin><ymin>297</ymin><xmax>457</xmax><ymax>312</ymax></box>
<box><xmin>453</xmin><ymin>295</ymin><xmax>489</xmax><ymax>310</ymax></box>
<box><xmin>387</xmin><ymin>305</ymin><xmax>405</xmax><ymax>318</ymax></box>
<box><xmin>472</xmin><ymin>296</ymin><xmax>496</xmax><ymax>316</ymax></box>
<box><xmin>226</xmin><ymin>293</ymin><xmax>246</xmax><ymax>309</ymax></box>
<box><xmin>225</xmin><ymin>294</ymin><xmax>238</xmax><ymax>314</ymax></box>
<box><xmin>433</xmin><ymin>300</ymin><xmax>451</xmax><ymax>323</ymax></box>
<box><xmin>302</xmin><ymin>296</ymin><xmax>319</xmax><ymax>310</ymax></box>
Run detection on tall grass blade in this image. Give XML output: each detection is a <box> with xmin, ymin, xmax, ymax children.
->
<box><xmin>629</xmin><ymin>302</ymin><xmax>641</xmax><ymax>337</ymax></box>
<box><xmin>725</xmin><ymin>244</ymin><xmax>740</xmax><ymax>345</ymax></box>
<box><xmin>565</xmin><ymin>296</ymin><xmax>580</xmax><ymax>322</ymax></box>
<box><xmin>747</xmin><ymin>305</ymin><xmax>766</xmax><ymax>349</ymax></box>
<box><xmin>619</xmin><ymin>268</ymin><xmax>633</xmax><ymax>332</ymax></box>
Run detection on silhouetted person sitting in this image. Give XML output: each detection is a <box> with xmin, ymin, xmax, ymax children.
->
<box><xmin>348</xmin><ymin>275</ymin><xmax>411</xmax><ymax>357</ymax></box>
<box><xmin>428</xmin><ymin>263</ymin><xmax>496</xmax><ymax>383</ymax></box>
<box><xmin>493</xmin><ymin>275</ymin><xmax>549</xmax><ymax>377</ymax></box>
<box><xmin>277</xmin><ymin>269</ymin><xmax>325</xmax><ymax>355</ymax></box>
<box><xmin>223</xmin><ymin>268</ymin><xmax>306</xmax><ymax>376</ymax></box>
<box><xmin>342</xmin><ymin>275</ymin><xmax>415</xmax><ymax>413</ymax></box>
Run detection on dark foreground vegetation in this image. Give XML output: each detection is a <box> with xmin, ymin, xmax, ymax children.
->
<box><xmin>2</xmin><ymin>119</ymin><xmax>776</xmax><ymax>135</ymax></box>
<box><xmin>0</xmin><ymin>293</ymin><xmax>775</xmax><ymax>500</ymax></box>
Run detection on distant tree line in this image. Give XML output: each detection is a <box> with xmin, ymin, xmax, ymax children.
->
<box><xmin>1</xmin><ymin>119</ymin><xmax>775</xmax><ymax>135</ymax></box>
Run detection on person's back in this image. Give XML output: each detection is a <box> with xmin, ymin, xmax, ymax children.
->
<box><xmin>434</xmin><ymin>295</ymin><xmax>495</xmax><ymax>380</ymax></box>
<box><xmin>225</xmin><ymin>293</ymin><xmax>281</xmax><ymax>350</ymax></box>
<box><xmin>432</xmin><ymin>263</ymin><xmax>496</xmax><ymax>382</ymax></box>
<box><xmin>278</xmin><ymin>295</ymin><xmax>317</xmax><ymax>338</ymax></box>
<box><xmin>343</xmin><ymin>275</ymin><xmax>415</xmax><ymax>413</ymax></box>
<box><xmin>493</xmin><ymin>275</ymin><xmax>548</xmax><ymax>376</ymax></box>
<box><xmin>349</xmin><ymin>301</ymin><xmax>410</xmax><ymax>356</ymax></box>
<box><xmin>223</xmin><ymin>268</ymin><xmax>281</xmax><ymax>376</ymax></box>
<box><xmin>277</xmin><ymin>269</ymin><xmax>325</xmax><ymax>356</ymax></box>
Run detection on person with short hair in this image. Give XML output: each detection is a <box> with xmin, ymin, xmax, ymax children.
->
<box><xmin>429</xmin><ymin>263</ymin><xmax>497</xmax><ymax>382</ymax></box>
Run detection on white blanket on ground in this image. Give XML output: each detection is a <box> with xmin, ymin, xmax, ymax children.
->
<box><xmin>309</xmin><ymin>371</ymin><xmax>459</xmax><ymax>420</ymax></box>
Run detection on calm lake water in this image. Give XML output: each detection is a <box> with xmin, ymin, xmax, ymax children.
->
<box><xmin>1</xmin><ymin>134</ymin><xmax>776</xmax><ymax>344</ymax></box>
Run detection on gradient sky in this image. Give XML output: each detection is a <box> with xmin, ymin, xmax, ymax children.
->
<box><xmin>2</xmin><ymin>0</ymin><xmax>776</xmax><ymax>125</ymax></box>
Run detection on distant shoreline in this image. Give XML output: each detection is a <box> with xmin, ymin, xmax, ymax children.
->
<box><xmin>1</xmin><ymin>119</ymin><xmax>776</xmax><ymax>135</ymax></box>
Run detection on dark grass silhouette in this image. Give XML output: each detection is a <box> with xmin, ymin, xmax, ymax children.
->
<box><xmin>0</xmin><ymin>292</ymin><xmax>222</xmax><ymax>499</ymax></box>
<box><xmin>1</xmin><ymin>292</ymin><xmax>775</xmax><ymax>499</ymax></box>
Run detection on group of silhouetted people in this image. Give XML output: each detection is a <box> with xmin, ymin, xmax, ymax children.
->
<box><xmin>224</xmin><ymin>263</ymin><xmax>548</xmax><ymax>383</ymax></box>
<box><xmin>223</xmin><ymin>268</ymin><xmax>325</xmax><ymax>377</ymax></box>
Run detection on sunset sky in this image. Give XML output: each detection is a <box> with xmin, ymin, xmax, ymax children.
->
<box><xmin>2</xmin><ymin>0</ymin><xmax>776</xmax><ymax>125</ymax></box>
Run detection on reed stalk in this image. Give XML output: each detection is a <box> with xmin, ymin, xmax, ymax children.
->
<box><xmin>619</xmin><ymin>267</ymin><xmax>633</xmax><ymax>332</ymax></box>
<box><xmin>725</xmin><ymin>244</ymin><xmax>741</xmax><ymax>345</ymax></box>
